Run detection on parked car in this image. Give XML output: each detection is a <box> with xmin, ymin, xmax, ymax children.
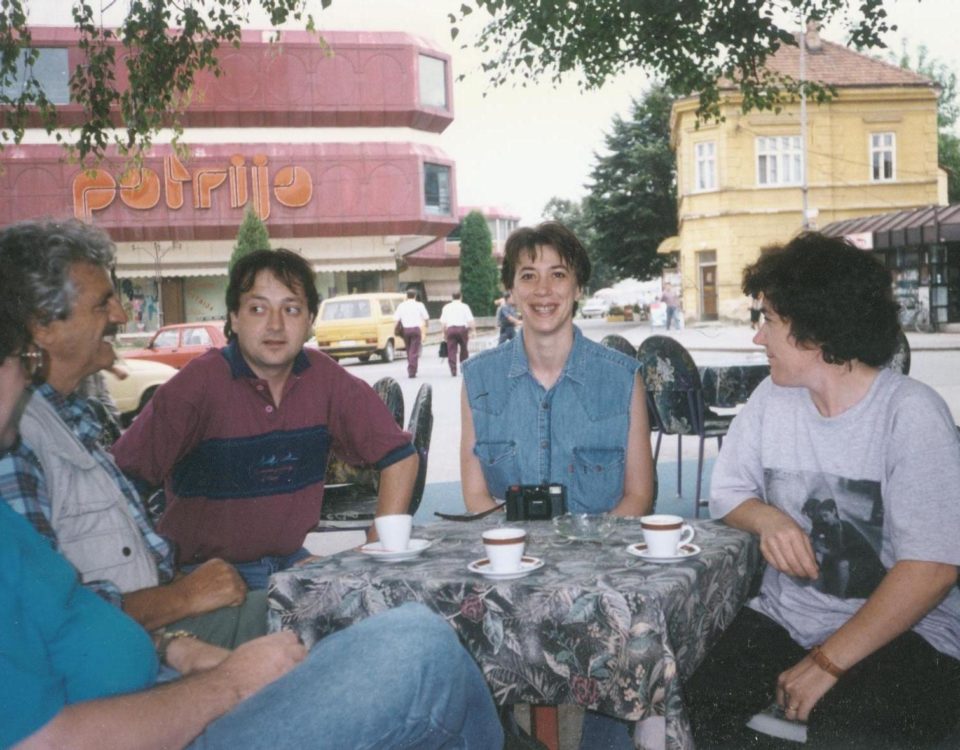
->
<box><xmin>103</xmin><ymin>356</ymin><xmax>177</xmax><ymax>426</ymax></box>
<box><xmin>124</xmin><ymin>321</ymin><xmax>227</xmax><ymax>369</ymax></box>
<box><xmin>581</xmin><ymin>296</ymin><xmax>612</xmax><ymax>319</ymax></box>
<box><xmin>313</xmin><ymin>293</ymin><xmax>408</xmax><ymax>363</ymax></box>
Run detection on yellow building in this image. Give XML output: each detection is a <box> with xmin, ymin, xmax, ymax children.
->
<box><xmin>667</xmin><ymin>26</ymin><xmax>946</xmax><ymax>322</ymax></box>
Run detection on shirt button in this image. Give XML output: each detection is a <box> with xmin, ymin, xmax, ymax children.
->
<box><xmin>541</xmin><ymin>440</ymin><xmax>549</xmax><ymax>449</ymax></box>
<box><xmin>122</xmin><ymin>547</ymin><xmax>131</xmax><ymax>557</ymax></box>
<box><xmin>541</xmin><ymin>402</ymin><xmax>549</xmax><ymax>410</ymax></box>
<box><xmin>265</xmin><ymin>405</ymin><xmax>274</xmax><ymax>413</ymax></box>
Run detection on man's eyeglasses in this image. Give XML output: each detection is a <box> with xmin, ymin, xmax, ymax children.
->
<box><xmin>20</xmin><ymin>347</ymin><xmax>48</xmax><ymax>382</ymax></box>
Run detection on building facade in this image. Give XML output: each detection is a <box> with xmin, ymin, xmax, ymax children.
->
<box><xmin>1</xmin><ymin>28</ymin><xmax>459</xmax><ymax>330</ymax></box>
<box><xmin>668</xmin><ymin>27</ymin><xmax>945</xmax><ymax>322</ymax></box>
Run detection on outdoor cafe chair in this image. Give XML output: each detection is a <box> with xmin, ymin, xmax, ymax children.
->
<box><xmin>636</xmin><ymin>335</ymin><xmax>734</xmax><ymax>517</ymax></box>
<box><xmin>321</xmin><ymin>379</ymin><xmax>432</xmax><ymax>521</ymax></box>
<box><xmin>599</xmin><ymin>333</ymin><xmax>637</xmax><ymax>358</ymax></box>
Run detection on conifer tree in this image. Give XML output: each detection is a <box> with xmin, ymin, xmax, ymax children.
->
<box><xmin>229</xmin><ymin>207</ymin><xmax>270</xmax><ymax>272</ymax></box>
<box><xmin>458</xmin><ymin>211</ymin><xmax>497</xmax><ymax>316</ymax></box>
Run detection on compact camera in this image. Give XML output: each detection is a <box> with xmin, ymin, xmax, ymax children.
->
<box><xmin>505</xmin><ymin>483</ymin><xmax>567</xmax><ymax>521</ymax></box>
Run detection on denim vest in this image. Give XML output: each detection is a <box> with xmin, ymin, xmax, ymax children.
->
<box><xmin>463</xmin><ymin>327</ymin><xmax>639</xmax><ymax>514</ymax></box>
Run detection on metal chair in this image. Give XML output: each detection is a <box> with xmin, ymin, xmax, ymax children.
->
<box><xmin>636</xmin><ymin>335</ymin><xmax>733</xmax><ymax>517</ymax></box>
<box><xmin>599</xmin><ymin>333</ymin><xmax>637</xmax><ymax>358</ymax></box>
<box><xmin>886</xmin><ymin>329</ymin><xmax>911</xmax><ymax>374</ymax></box>
<box><xmin>321</xmin><ymin>379</ymin><xmax>430</xmax><ymax>521</ymax></box>
<box><xmin>405</xmin><ymin>383</ymin><xmax>433</xmax><ymax>517</ymax></box>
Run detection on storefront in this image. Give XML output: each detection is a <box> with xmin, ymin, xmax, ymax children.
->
<box><xmin>823</xmin><ymin>204</ymin><xmax>960</xmax><ymax>330</ymax></box>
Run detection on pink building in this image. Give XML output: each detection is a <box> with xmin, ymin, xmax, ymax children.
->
<box><xmin>1</xmin><ymin>28</ymin><xmax>459</xmax><ymax>328</ymax></box>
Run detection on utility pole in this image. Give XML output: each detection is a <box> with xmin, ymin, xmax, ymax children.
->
<box><xmin>800</xmin><ymin>19</ymin><xmax>811</xmax><ymax>230</ymax></box>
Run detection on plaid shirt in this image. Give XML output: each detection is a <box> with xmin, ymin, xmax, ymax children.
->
<box><xmin>0</xmin><ymin>384</ymin><xmax>173</xmax><ymax>606</ymax></box>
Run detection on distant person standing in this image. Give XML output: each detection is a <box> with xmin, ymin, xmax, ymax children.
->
<box><xmin>394</xmin><ymin>289</ymin><xmax>429</xmax><ymax>378</ymax></box>
<box><xmin>497</xmin><ymin>290</ymin><xmax>521</xmax><ymax>344</ymax></box>
<box><xmin>661</xmin><ymin>282</ymin><xmax>681</xmax><ymax>330</ymax></box>
<box><xmin>440</xmin><ymin>291</ymin><xmax>475</xmax><ymax>377</ymax></box>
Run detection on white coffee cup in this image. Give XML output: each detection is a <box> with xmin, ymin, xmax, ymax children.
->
<box><xmin>374</xmin><ymin>514</ymin><xmax>413</xmax><ymax>551</ymax></box>
<box><xmin>482</xmin><ymin>527</ymin><xmax>527</xmax><ymax>572</ymax></box>
<box><xmin>640</xmin><ymin>514</ymin><xmax>695</xmax><ymax>557</ymax></box>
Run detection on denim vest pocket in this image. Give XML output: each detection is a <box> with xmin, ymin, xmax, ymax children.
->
<box><xmin>474</xmin><ymin>440</ymin><xmax>520</xmax><ymax>500</ymax></box>
<box><xmin>570</xmin><ymin>447</ymin><xmax>626</xmax><ymax>513</ymax></box>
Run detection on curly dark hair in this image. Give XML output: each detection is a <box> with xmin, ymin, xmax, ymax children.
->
<box><xmin>224</xmin><ymin>249</ymin><xmax>319</xmax><ymax>341</ymax></box>
<box><xmin>742</xmin><ymin>232</ymin><xmax>899</xmax><ymax>367</ymax></box>
<box><xmin>501</xmin><ymin>221</ymin><xmax>591</xmax><ymax>291</ymax></box>
<box><xmin>0</xmin><ymin>265</ymin><xmax>32</xmax><ymax>361</ymax></box>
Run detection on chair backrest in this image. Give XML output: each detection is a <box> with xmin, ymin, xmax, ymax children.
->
<box><xmin>325</xmin><ymin>377</ymin><xmax>404</xmax><ymax>489</ymax></box>
<box><xmin>373</xmin><ymin>376</ymin><xmax>405</xmax><ymax>427</ymax></box>
<box><xmin>885</xmin><ymin>329</ymin><xmax>911</xmax><ymax>375</ymax></box>
<box><xmin>636</xmin><ymin>335</ymin><xmax>704</xmax><ymax>436</ymax></box>
<box><xmin>405</xmin><ymin>383</ymin><xmax>433</xmax><ymax>515</ymax></box>
<box><xmin>600</xmin><ymin>334</ymin><xmax>637</xmax><ymax>358</ymax></box>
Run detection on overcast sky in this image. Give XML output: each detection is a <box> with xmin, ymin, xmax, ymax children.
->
<box><xmin>27</xmin><ymin>0</ymin><xmax>960</xmax><ymax>225</ymax></box>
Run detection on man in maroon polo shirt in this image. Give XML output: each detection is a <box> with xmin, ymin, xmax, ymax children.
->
<box><xmin>114</xmin><ymin>249</ymin><xmax>419</xmax><ymax>589</ymax></box>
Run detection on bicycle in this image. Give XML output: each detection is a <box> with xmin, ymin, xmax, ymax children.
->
<box><xmin>898</xmin><ymin>296</ymin><xmax>934</xmax><ymax>333</ymax></box>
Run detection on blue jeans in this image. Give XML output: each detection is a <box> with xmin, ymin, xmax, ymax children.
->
<box><xmin>191</xmin><ymin>604</ymin><xmax>503</xmax><ymax>749</ymax></box>
<box><xmin>182</xmin><ymin>548</ymin><xmax>312</xmax><ymax>590</ymax></box>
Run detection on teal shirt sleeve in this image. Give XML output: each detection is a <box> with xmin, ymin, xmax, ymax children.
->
<box><xmin>0</xmin><ymin>503</ymin><xmax>157</xmax><ymax>747</ymax></box>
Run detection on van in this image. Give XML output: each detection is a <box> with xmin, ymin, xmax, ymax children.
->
<box><xmin>314</xmin><ymin>293</ymin><xmax>408</xmax><ymax>362</ymax></box>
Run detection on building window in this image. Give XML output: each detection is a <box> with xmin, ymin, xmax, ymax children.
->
<box><xmin>418</xmin><ymin>55</ymin><xmax>447</xmax><ymax>110</ymax></box>
<box><xmin>424</xmin><ymin>163</ymin><xmax>451</xmax><ymax>215</ymax></box>
<box><xmin>0</xmin><ymin>48</ymin><xmax>69</xmax><ymax>105</ymax></box>
<box><xmin>694</xmin><ymin>141</ymin><xmax>716</xmax><ymax>191</ymax></box>
<box><xmin>870</xmin><ymin>132</ymin><xmax>895</xmax><ymax>182</ymax></box>
<box><xmin>756</xmin><ymin>135</ymin><xmax>803</xmax><ymax>186</ymax></box>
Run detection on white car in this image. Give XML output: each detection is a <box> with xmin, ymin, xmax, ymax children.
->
<box><xmin>104</xmin><ymin>356</ymin><xmax>177</xmax><ymax>426</ymax></box>
<box><xmin>581</xmin><ymin>296</ymin><xmax>612</xmax><ymax>318</ymax></box>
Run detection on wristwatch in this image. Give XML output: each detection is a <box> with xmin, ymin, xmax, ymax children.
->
<box><xmin>156</xmin><ymin>628</ymin><xmax>196</xmax><ymax>664</ymax></box>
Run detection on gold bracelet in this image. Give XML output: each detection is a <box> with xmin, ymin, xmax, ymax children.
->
<box><xmin>156</xmin><ymin>629</ymin><xmax>196</xmax><ymax>664</ymax></box>
<box><xmin>810</xmin><ymin>645</ymin><xmax>846</xmax><ymax>678</ymax></box>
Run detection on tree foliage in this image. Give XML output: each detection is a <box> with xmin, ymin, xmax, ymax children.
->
<box><xmin>0</xmin><ymin>0</ymin><xmax>322</xmax><ymax>164</ymax></box>
<box><xmin>458</xmin><ymin>210</ymin><xmax>497</xmax><ymax>316</ymax></box>
<box><xmin>453</xmin><ymin>1</ymin><xmax>895</xmax><ymax>121</ymax></box>
<box><xmin>541</xmin><ymin>196</ymin><xmax>614</xmax><ymax>291</ymax></box>
<box><xmin>891</xmin><ymin>42</ymin><xmax>960</xmax><ymax>202</ymax></box>
<box><xmin>230</xmin><ymin>206</ymin><xmax>271</xmax><ymax>272</ymax></box>
<box><xmin>583</xmin><ymin>85</ymin><xmax>677</xmax><ymax>281</ymax></box>
<box><xmin>1</xmin><ymin>1</ymin><xmax>899</xmax><ymax>164</ymax></box>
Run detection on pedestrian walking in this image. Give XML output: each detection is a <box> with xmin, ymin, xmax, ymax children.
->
<box><xmin>394</xmin><ymin>289</ymin><xmax>429</xmax><ymax>378</ymax></box>
<box><xmin>497</xmin><ymin>290</ymin><xmax>521</xmax><ymax>343</ymax></box>
<box><xmin>661</xmin><ymin>282</ymin><xmax>681</xmax><ymax>330</ymax></box>
<box><xmin>440</xmin><ymin>291</ymin><xmax>475</xmax><ymax>376</ymax></box>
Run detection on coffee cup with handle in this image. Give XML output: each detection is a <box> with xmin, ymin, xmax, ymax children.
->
<box><xmin>640</xmin><ymin>514</ymin><xmax>695</xmax><ymax>557</ymax></box>
<box><xmin>482</xmin><ymin>527</ymin><xmax>527</xmax><ymax>572</ymax></box>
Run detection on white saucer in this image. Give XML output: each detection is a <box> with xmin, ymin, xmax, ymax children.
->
<box><xmin>626</xmin><ymin>542</ymin><xmax>702</xmax><ymax>563</ymax></box>
<box><xmin>359</xmin><ymin>538</ymin><xmax>433</xmax><ymax>562</ymax></box>
<box><xmin>468</xmin><ymin>556</ymin><xmax>544</xmax><ymax>580</ymax></box>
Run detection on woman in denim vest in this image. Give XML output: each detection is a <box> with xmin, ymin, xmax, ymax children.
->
<box><xmin>461</xmin><ymin>221</ymin><xmax>654</xmax><ymax>517</ymax></box>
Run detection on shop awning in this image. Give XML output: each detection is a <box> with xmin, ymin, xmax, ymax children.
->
<box><xmin>115</xmin><ymin>258</ymin><xmax>396</xmax><ymax>279</ymax></box>
<box><xmin>822</xmin><ymin>204</ymin><xmax>960</xmax><ymax>249</ymax></box>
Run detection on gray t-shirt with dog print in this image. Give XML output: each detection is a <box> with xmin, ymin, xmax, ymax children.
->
<box><xmin>710</xmin><ymin>368</ymin><xmax>960</xmax><ymax>660</ymax></box>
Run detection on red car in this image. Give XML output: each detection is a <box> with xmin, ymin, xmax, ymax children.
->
<box><xmin>124</xmin><ymin>321</ymin><xmax>227</xmax><ymax>369</ymax></box>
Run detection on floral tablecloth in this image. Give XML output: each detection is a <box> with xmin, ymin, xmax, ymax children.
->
<box><xmin>268</xmin><ymin>517</ymin><xmax>760</xmax><ymax>750</ymax></box>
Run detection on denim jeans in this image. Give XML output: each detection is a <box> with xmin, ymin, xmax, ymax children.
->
<box><xmin>182</xmin><ymin>547</ymin><xmax>312</xmax><ymax>590</ymax></box>
<box><xmin>190</xmin><ymin>603</ymin><xmax>503</xmax><ymax>749</ymax></box>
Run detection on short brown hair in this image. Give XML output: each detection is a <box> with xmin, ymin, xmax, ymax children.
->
<box><xmin>501</xmin><ymin>221</ymin><xmax>591</xmax><ymax>290</ymax></box>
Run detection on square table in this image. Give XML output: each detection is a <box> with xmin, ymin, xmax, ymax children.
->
<box><xmin>268</xmin><ymin>516</ymin><xmax>760</xmax><ymax>750</ymax></box>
